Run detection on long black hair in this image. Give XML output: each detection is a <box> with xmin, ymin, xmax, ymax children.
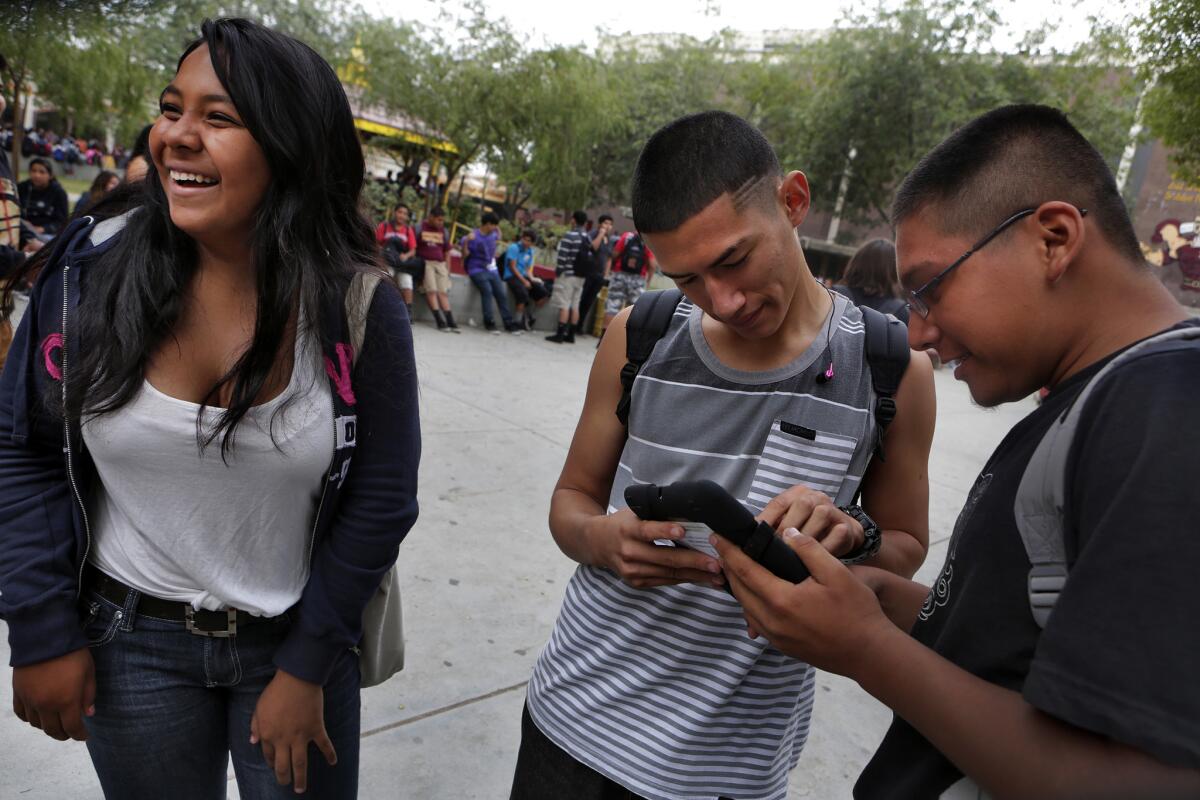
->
<box><xmin>20</xmin><ymin>19</ymin><xmax>378</xmax><ymax>455</ymax></box>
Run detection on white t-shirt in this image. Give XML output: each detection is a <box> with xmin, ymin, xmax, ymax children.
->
<box><xmin>82</xmin><ymin>323</ymin><xmax>333</xmax><ymax>616</ymax></box>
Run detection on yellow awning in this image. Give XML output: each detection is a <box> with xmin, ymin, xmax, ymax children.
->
<box><xmin>354</xmin><ymin>118</ymin><xmax>458</xmax><ymax>155</ymax></box>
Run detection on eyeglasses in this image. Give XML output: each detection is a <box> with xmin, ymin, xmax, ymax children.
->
<box><xmin>906</xmin><ymin>207</ymin><xmax>1088</xmax><ymax>319</ymax></box>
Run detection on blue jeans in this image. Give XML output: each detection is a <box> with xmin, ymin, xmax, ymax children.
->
<box><xmin>81</xmin><ymin>586</ymin><xmax>361</xmax><ymax>799</ymax></box>
<box><xmin>470</xmin><ymin>270</ymin><xmax>514</xmax><ymax>327</ymax></box>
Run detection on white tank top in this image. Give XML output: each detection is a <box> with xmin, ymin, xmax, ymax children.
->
<box><xmin>82</xmin><ymin>322</ymin><xmax>333</xmax><ymax>616</ymax></box>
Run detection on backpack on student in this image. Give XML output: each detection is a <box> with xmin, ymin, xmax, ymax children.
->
<box><xmin>616</xmin><ymin>290</ymin><xmax>910</xmax><ymax>470</ymax></box>
<box><xmin>1014</xmin><ymin>325</ymin><xmax>1200</xmax><ymax>629</ymax></box>
<box><xmin>616</xmin><ymin>233</ymin><xmax>651</xmax><ymax>275</ymax></box>
<box><xmin>344</xmin><ymin>270</ymin><xmax>406</xmax><ymax>687</ymax></box>
<box><xmin>573</xmin><ymin>230</ymin><xmax>598</xmax><ymax>275</ymax></box>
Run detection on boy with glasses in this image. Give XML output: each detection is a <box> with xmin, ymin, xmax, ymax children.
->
<box><xmin>715</xmin><ymin>104</ymin><xmax>1200</xmax><ymax>799</ymax></box>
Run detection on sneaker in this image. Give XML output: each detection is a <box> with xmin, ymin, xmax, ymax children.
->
<box><xmin>507</xmin><ymin>324</ymin><xmax>524</xmax><ymax>336</ymax></box>
<box><xmin>447</xmin><ymin>324</ymin><xmax>462</xmax><ymax>334</ymax></box>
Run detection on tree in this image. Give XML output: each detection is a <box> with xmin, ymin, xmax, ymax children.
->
<box><xmin>491</xmin><ymin>46</ymin><xmax>622</xmax><ymax>214</ymax></box>
<box><xmin>753</xmin><ymin>0</ymin><xmax>1137</xmax><ymax>237</ymax></box>
<box><xmin>591</xmin><ymin>32</ymin><xmax>751</xmax><ymax>205</ymax></box>
<box><xmin>1137</xmin><ymin>0</ymin><xmax>1200</xmax><ymax>184</ymax></box>
<box><xmin>0</xmin><ymin>0</ymin><xmax>160</xmax><ymax>178</ymax></box>
<box><xmin>353</xmin><ymin>2</ymin><xmax>530</xmax><ymax>215</ymax></box>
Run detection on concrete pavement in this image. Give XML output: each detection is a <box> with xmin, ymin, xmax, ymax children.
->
<box><xmin>0</xmin><ymin>319</ymin><xmax>1033</xmax><ymax>799</ymax></box>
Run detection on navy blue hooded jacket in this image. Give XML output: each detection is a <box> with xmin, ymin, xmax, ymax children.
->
<box><xmin>0</xmin><ymin>214</ymin><xmax>420</xmax><ymax>685</ymax></box>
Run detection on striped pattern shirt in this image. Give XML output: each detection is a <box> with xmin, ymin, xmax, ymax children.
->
<box><xmin>555</xmin><ymin>228</ymin><xmax>589</xmax><ymax>277</ymax></box>
<box><xmin>528</xmin><ymin>294</ymin><xmax>879</xmax><ymax>800</ymax></box>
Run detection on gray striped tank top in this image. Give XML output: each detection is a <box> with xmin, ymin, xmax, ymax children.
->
<box><xmin>528</xmin><ymin>293</ymin><xmax>878</xmax><ymax>800</ymax></box>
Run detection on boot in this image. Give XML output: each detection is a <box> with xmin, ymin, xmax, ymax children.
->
<box><xmin>444</xmin><ymin>310</ymin><xmax>462</xmax><ymax>333</ymax></box>
<box><xmin>432</xmin><ymin>308</ymin><xmax>448</xmax><ymax>331</ymax></box>
<box><xmin>545</xmin><ymin>322</ymin><xmax>568</xmax><ymax>343</ymax></box>
<box><xmin>565</xmin><ymin>326</ymin><xmax>576</xmax><ymax>344</ymax></box>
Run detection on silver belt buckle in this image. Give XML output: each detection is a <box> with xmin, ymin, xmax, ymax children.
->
<box><xmin>185</xmin><ymin>607</ymin><xmax>238</xmax><ymax>638</ymax></box>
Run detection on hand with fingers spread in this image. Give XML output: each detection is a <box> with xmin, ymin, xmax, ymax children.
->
<box><xmin>250</xmin><ymin>669</ymin><xmax>337</xmax><ymax>794</ymax></box>
<box><xmin>712</xmin><ymin>528</ymin><xmax>894</xmax><ymax>677</ymax></box>
<box><xmin>586</xmin><ymin>507</ymin><xmax>725</xmax><ymax>590</ymax></box>
<box><xmin>12</xmin><ymin>648</ymin><xmax>96</xmax><ymax>742</ymax></box>
<box><xmin>756</xmin><ymin>485</ymin><xmax>864</xmax><ymax>558</ymax></box>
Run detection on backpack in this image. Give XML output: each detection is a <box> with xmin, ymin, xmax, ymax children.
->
<box><xmin>1014</xmin><ymin>325</ymin><xmax>1200</xmax><ymax>628</ymax></box>
<box><xmin>572</xmin><ymin>230</ymin><xmax>598</xmax><ymax>275</ymax></box>
<box><xmin>616</xmin><ymin>290</ymin><xmax>910</xmax><ymax>475</ymax></box>
<box><xmin>617</xmin><ymin>234</ymin><xmax>650</xmax><ymax>275</ymax></box>
<box><xmin>344</xmin><ymin>270</ymin><xmax>406</xmax><ymax>687</ymax></box>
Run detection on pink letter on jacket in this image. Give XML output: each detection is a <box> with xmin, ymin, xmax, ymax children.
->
<box><xmin>323</xmin><ymin>343</ymin><xmax>356</xmax><ymax>405</ymax></box>
<box><xmin>42</xmin><ymin>334</ymin><xmax>63</xmax><ymax>380</ymax></box>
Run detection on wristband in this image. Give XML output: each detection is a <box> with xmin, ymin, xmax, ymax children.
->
<box><xmin>837</xmin><ymin>504</ymin><xmax>881</xmax><ymax>564</ymax></box>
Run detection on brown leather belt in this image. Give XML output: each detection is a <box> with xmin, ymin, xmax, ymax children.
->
<box><xmin>83</xmin><ymin>563</ymin><xmax>275</xmax><ymax>638</ymax></box>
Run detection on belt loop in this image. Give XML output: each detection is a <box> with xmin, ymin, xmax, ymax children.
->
<box><xmin>119</xmin><ymin>586</ymin><xmax>140</xmax><ymax>632</ymax></box>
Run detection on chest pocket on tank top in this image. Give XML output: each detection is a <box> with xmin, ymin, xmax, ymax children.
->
<box><xmin>746</xmin><ymin>418</ymin><xmax>858</xmax><ymax>512</ymax></box>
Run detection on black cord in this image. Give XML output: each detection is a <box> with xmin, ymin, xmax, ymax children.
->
<box><xmin>817</xmin><ymin>285</ymin><xmax>836</xmax><ymax>383</ymax></box>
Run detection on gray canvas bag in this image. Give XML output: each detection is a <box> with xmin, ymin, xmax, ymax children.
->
<box><xmin>344</xmin><ymin>270</ymin><xmax>406</xmax><ymax>687</ymax></box>
<box><xmin>1015</xmin><ymin>326</ymin><xmax>1200</xmax><ymax>628</ymax></box>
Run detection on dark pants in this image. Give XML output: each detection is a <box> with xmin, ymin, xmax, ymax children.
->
<box><xmin>576</xmin><ymin>274</ymin><xmax>605</xmax><ymax>332</ymax></box>
<box><xmin>470</xmin><ymin>269</ymin><xmax>515</xmax><ymax>327</ymax></box>
<box><xmin>82</xmin><ymin>584</ymin><xmax>361</xmax><ymax>799</ymax></box>
<box><xmin>507</xmin><ymin>276</ymin><xmax>548</xmax><ymax>306</ymax></box>
<box><xmin>509</xmin><ymin>703</ymin><xmax>734</xmax><ymax>800</ymax></box>
<box><xmin>510</xmin><ymin>703</ymin><xmax>645</xmax><ymax>800</ymax></box>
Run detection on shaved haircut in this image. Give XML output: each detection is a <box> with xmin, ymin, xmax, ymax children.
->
<box><xmin>893</xmin><ymin>104</ymin><xmax>1143</xmax><ymax>264</ymax></box>
<box><xmin>632</xmin><ymin>111</ymin><xmax>782</xmax><ymax>234</ymax></box>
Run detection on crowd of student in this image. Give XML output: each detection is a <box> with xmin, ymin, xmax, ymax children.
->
<box><xmin>373</xmin><ymin>203</ymin><xmax>664</xmax><ymax>340</ymax></box>
<box><xmin>0</xmin><ymin>120</ymin><xmax>153</xmax><ymax>285</ymax></box>
<box><xmin>2</xmin><ymin>17</ymin><xmax>1198</xmax><ymax>800</ymax></box>
<box><xmin>1</xmin><ymin>125</ymin><xmax>133</xmax><ymax>171</ymax></box>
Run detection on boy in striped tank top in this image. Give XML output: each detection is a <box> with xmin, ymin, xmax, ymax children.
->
<box><xmin>512</xmin><ymin>112</ymin><xmax>936</xmax><ymax>800</ymax></box>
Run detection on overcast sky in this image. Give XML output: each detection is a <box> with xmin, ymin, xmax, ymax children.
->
<box><xmin>364</xmin><ymin>0</ymin><xmax>1143</xmax><ymax>53</ymax></box>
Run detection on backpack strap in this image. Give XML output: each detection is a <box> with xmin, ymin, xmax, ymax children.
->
<box><xmin>859</xmin><ymin>305</ymin><xmax>910</xmax><ymax>463</ymax></box>
<box><xmin>615</xmin><ymin>288</ymin><xmax>684</xmax><ymax>426</ymax></box>
<box><xmin>1015</xmin><ymin>326</ymin><xmax>1200</xmax><ymax>628</ymax></box>
<box><xmin>345</xmin><ymin>270</ymin><xmax>383</xmax><ymax>362</ymax></box>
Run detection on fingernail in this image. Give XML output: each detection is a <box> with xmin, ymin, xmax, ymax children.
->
<box><xmin>783</xmin><ymin>527</ymin><xmax>802</xmax><ymax>539</ymax></box>
<box><xmin>707</xmin><ymin>561</ymin><xmax>721</xmax><ymax>573</ymax></box>
<box><xmin>250</xmin><ymin>735</ymin><xmax>258</xmax><ymax>744</ymax></box>
<box><xmin>670</xmin><ymin>526</ymin><xmax>684</xmax><ymax>537</ymax></box>
<box><xmin>86</xmin><ymin>705</ymin><xmax>95</xmax><ymax>716</ymax></box>
<box><xmin>708</xmin><ymin>534</ymin><xmax>717</xmax><ymax>546</ymax></box>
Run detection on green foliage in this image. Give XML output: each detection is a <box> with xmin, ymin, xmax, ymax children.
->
<box><xmin>360</xmin><ymin>178</ymin><xmax>421</xmax><ymax>224</ymax></box>
<box><xmin>0</xmin><ymin>0</ymin><xmax>1153</xmax><ymax>228</ymax></box>
<box><xmin>1138</xmin><ymin>0</ymin><xmax>1200</xmax><ymax>184</ymax></box>
<box><xmin>752</xmin><ymin>1</ymin><xmax>1137</xmax><ymax>232</ymax></box>
<box><xmin>593</xmin><ymin>32</ymin><xmax>751</xmax><ymax>204</ymax></box>
<box><xmin>352</xmin><ymin>1</ymin><xmax>528</xmax><ymax>209</ymax></box>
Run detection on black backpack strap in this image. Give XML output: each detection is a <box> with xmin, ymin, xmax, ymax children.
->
<box><xmin>859</xmin><ymin>305</ymin><xmax>909</xmax><ymax>463</ymax></box>
<box><xmin>616</xmin><ymin>288</ymin><xmax>684</xmax><ymax>426</ymax></box>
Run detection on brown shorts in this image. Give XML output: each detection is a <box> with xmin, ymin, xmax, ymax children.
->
<box><xmin>423</xmin><ymin>260</ymin><xmax>451</xmax><ymax>294</ymax></box>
